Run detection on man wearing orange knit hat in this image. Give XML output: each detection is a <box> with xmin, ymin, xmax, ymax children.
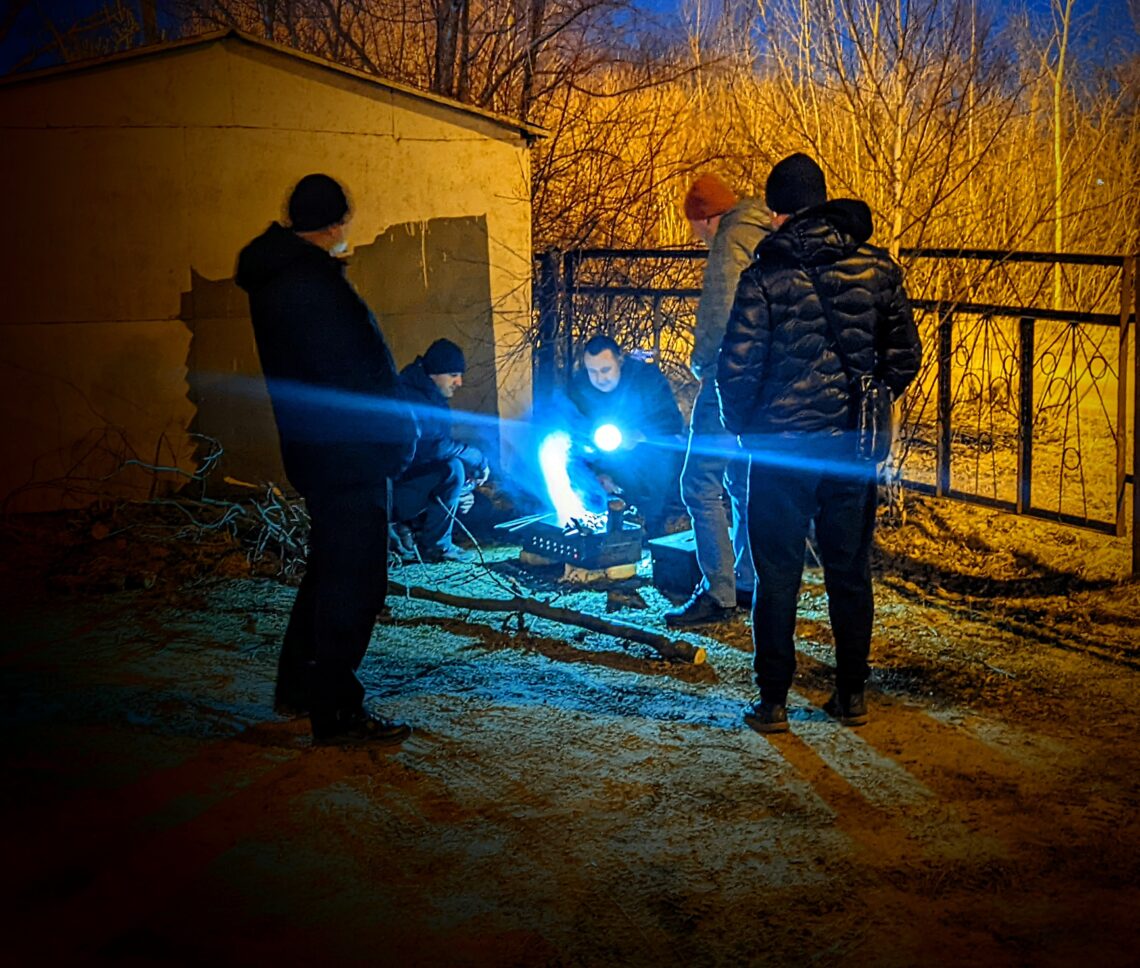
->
<box><xmin>665</xmin><ymin>174</ymin><xmax>769</xmax><ymax>628</ymax></box>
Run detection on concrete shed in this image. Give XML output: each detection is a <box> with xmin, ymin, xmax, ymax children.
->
<box><xmin>0</xmin><ymin>30</ymin><xmax>542</xmax><ymax>510</ymax></box>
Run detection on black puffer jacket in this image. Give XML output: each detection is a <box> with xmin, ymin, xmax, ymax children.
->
<box><xmin>716</xmin><ymin>199</ymin><xmax>921</xmax><ymax>439</ymax></box>
<box><xmin>235</xmin><ymin>222</ymin><xmax>419</xmax><ymax>494</ymax></box>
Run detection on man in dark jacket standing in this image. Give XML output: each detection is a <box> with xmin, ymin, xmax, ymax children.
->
<box><xmin>717</xmin><ymin>154</ymin><xmax>921</xmax><ymax>734</ymax></box>
<box><xmin>236</xmin><ymin>173</ymin><xmax>418</xmax><ymax>746</ymax></box>
<box><xmin>392</xmin><ymin>338</ymin><xmax>488</xmax><ymax>563</ymax></box>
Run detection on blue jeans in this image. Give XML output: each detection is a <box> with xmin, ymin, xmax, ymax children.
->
<box><xmin>680</xmin><ymin>380</ymin><xmax>753</xmax><ymax>607</ymax></box>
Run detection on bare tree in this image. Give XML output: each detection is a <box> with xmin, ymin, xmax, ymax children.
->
<box><xmin>5</xmin><ymin>0</ymin><xmax>145</xmax><ymax>70</ymax></box>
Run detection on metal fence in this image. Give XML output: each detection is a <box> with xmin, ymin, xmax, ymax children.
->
<box><xmin>533</xmin><ymin>246</ymin><xmax>1140</xmax><ymax>574</ymax></box>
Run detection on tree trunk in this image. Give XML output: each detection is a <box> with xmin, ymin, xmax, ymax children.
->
<box><xmin>389</xmin><ymin>581</ymin><xmax>708</xmax><ymax>664</ymax></box>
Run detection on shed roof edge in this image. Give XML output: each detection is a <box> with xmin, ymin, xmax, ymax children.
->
<box><xmin>0</xmin><ymin>28</ymin><xmax>548</xmax><ymax>142</ymax></box>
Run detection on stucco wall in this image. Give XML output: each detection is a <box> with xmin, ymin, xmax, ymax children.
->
<box><xmin>0</xmin><ymin>35</ymin><xmax>533</xmax><ymax>508</ymax></box>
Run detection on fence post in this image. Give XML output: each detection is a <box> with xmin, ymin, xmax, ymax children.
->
<box><xmin>937</xmin><ymin>312</ymin><xmax>954</xmax><ymax>497</ymax></box>
<box><xmin>652</xmin><ymin>295</ymin><xmax>663</xmax><ymax>360</ymax></box>
<box><xmin>1116</xmin><ymin>256</ymin><xmax>1134</xmax><ymax>543</ymax></box>
<box><xmin>535</xmin><ymin>249</ymin><xmax>560</xmax><ymax>403</ymax></box>
<box><xmin>562</xmin><ymin>251</ymin><xmax>578</xmax><ymax>384</ymax></box>
<box><xmin>1017</xmin><ymin>317</ymin><xmax>1035</xmax><ymax>515</ymax></box>
<box><xmin>1131</xmin><ymin>254</ymin><xmax>1140</xmax><ymax>577</ymax></box>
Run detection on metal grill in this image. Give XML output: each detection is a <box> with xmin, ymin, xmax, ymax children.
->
<box><xmin>497</xmin><ymin>507</ymin><xmax>644</xmax><ymax>570</ymax></box>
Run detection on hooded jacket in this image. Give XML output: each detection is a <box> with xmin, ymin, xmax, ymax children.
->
<box><xmin>399</xmin><ymin>359</ymin><xmax>486</xmax><ymax>474</ymax></box>
<box><xmin>235</xmin><ymin>222</ymin><xmax>418</xmax><ymax>494</ymax></box>
<box><xmin>691</xmin><ymin>197</ymin><xmax>770</xmax><ymax>379</ymax></box>
<box><xmin>716</xmin><ymin>199</ymin><xmax>921</xmax><ymax>440</ymax></box>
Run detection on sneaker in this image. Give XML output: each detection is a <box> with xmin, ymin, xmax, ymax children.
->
<box><xmin>823</xmin><ymin>691</ymin><xmax>869</xmax><ymax>727</ymax></box>
<box><xmin>743</xmin><ymin>699</ymin><xmax>789</xmax><ymax>734</ymax></box>
<box><xmin>421</xmin><ymin>543</ymin><xmax>476</xmax><ymax>563</ymax></box>
<box><xmin>389</xmin><ymin>524</ymin><xmax>417</xmax><ymax>562</ymax></box>
<box><xmin>313</xmin><ymin>711</ymin><xmax>412</xmax><ymax>746</ymax></box>
<box><xmin>664</xmin><ymin>589</ymin><xmax>736</xmax><ymax>628</ymax></box>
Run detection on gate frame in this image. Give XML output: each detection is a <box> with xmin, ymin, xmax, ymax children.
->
<box><xmin>534</xmin><ymin>247</ymin><xmax>1140</xmax><ymax>575</ymax></box>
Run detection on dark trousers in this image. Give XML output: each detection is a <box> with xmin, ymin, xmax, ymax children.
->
<box><xmin>746</xmin><ymin>443</ymin><xmax>877</xmax><ymax>704</ymax></box>
<box><xmin>276</xmin><ymin>483</ymin><xmax>390</xmax><ymax>734</ymax></box>
<box><xmin>598</xmin><ymin>442</ymin><xmax>684</xmax><ymax>536</ymax></box>
<box><xmin>392</xmin><ymin>458</ymin><xmax>465</xmax><ymax>551</ymax></box>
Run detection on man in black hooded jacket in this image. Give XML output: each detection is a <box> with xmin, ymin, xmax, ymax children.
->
<box><xmin>717</xmin><ymin>154</ymin><xmax>921</xmax><ymax>734</ymax></box>
<box><xmin>235</xmin><ymin>173</ymin><xmax>419</xmax><ymax>746</ymax></box>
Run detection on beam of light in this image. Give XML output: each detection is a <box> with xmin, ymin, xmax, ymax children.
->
<box><xmin>214</xmin><ymin>372</ymin><xmax>884</xmax><ymax>486</ymax></box>
<box><xmin>593</xmin><ymin>423</ymin><xmax>623</xmax><ymax>452</ymax></box>
<box><xmin>538</xmin><ymin>431</ymin><xmax>588</xmax><ymax>527</ymax></box>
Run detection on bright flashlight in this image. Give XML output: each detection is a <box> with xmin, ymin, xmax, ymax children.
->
<box><xmin>593</xmin><ymin>423</ymin><xmax>623</xmax><ymax>452</ymax></box>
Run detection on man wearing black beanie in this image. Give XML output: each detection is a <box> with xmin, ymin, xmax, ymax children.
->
<box><xmin>392</xmin><ymin>339</ymin><xmax>489</xmax><ymax>563</ymax></box>
<box><xmin>236</xmin><ymin>174</ymin><xmax>419</xmax><ymax>747</ymax></box>
<box><xmin>717</xmin><ymin>153</ymin><xmax>922</xmax><ymax>735</ymax></box>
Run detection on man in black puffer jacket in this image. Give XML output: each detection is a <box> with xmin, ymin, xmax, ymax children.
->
<box><xmin>236</xmin><ymin>173</ymin><xmax>419</xmax><ymax>747</ymax></box>
<box><xmin>717</xmin><ymin>153</ymin><xmax>921</xmax><ymax>734</ymax></box>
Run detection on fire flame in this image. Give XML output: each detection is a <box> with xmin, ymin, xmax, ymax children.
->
<box><xmin>538</xmin><ymin>431</ymin><xmax>588</xmax><ymax>527</ymax></box>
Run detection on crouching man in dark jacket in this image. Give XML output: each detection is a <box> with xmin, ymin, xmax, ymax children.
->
<box><xmin>717</xmin><ymin>154</ymin><xmax>922</xmax><ymax>734</ymax></box>
<box><xmin>565</xmin><ymin>334</ymin><xmax>686</xmax><ymax>537</ymax></box>
<box><xmin>392</xmin><ymin>339</ymin><xmax>489</xmax><ymax>563</ymax></box>
<box><xmin>236</xmin><ymin>173</ymin><xmax>419</xmax><ymax>747</ymax></box>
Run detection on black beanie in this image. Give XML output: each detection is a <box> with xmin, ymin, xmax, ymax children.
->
<box><xmin>422</xmin><ymin>338</ymin><xmax>466</xmax><ymax>375</ymax></box>
<box><xmin>765</xmin><ymin>153</ymin><xmax>827</xmax><ymax>215</ymax></box>
<box><xmin>288</xmin><ymin>174</ymin><xmax>350</xmax><ymax>232</ymax></box>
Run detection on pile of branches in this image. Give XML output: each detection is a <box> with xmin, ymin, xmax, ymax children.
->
<box><xmin>4</xmin><ymin>436</ymin><xmax>313</xmax><ymax>592</ymax></box>
<box><xmin>108</xmin><ymin>435</ymin><xmax>312</xmax><ymax>580</ymax></box>
<box><xmin>151</xmin><ymin>480</ymin><xmax>310</xmax><ymax>581</ymax></box>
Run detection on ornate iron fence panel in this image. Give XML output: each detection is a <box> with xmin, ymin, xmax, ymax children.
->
<box><xmin>533</xmin><ymin>247</ymin><xmax>1139</xmax><ymax>573</ymax></box>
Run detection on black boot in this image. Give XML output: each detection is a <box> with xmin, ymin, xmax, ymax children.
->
<box><xmin>743</xmin><ymin>699</ymin><xmax>789</xmax><ymax>734</ymax></box>
<box><xmin>312</xmin><ymin>709</ymin><xmax>412</xmax><ymax>746</ymax></box>
<box><xmin>664</xmin><ymin>589</ymin><xmax>736</xmax><ymax>628</ymax></box>
<box><xmin>823</xmin><ymin>691</ymin><xmax>868</xmax><ymax>727</ymax></box>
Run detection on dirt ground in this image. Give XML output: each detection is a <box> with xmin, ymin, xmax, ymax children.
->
<box><xmin>2</xmin><ymin>492</ymin><xmax>1139</xmax><ymax>966</ymax></box>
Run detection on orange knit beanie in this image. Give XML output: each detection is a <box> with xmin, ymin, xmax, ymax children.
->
<box><xmin>683</xmin><ymin>174</ymin><xmax>738</xmax><ymax>220</ymax></box>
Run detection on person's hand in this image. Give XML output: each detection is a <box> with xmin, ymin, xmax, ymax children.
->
<box><xmin>475</xmin><ymin>461</ymin><xmax>490</xmax><ymax>486</ymax></box>
<box><xmin>458</xmin><ymin>491</ymin><xmax>475</xmax><ymax>514</ymax></box>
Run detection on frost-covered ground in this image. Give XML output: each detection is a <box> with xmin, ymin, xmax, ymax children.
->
<box><xmin>3</xmin><ymin>496</ymin><xmax>1139</xmax><ymax>965</ymax></box>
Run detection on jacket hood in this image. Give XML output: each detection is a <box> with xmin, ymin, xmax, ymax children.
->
<box><xmin>236</xmin><ymin>222</ymin><xmax>333</xmax><ymax>293</ymax></box>
<box><xmin>401</xmin><ymin>358</ymin><xmax>447</xmax><ymax>403</ymax></box>
<box><xmin>762</xmin><ymin>198</ymin><xmax>874</xmax><ymax>267</ymax></box>
<box><xmin>720</xmin><ymin>196</ymin><xmax>771</xmax><ymax>237</ymax></box>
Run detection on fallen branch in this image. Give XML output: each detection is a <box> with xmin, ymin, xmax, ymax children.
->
<box><xmin>389</xmin><ymin>581</ymin><xmax>706</xmax><ymax>665</ymax></box>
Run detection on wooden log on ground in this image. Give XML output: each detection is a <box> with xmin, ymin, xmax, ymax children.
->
<box><xmin>389</xmin><ymin>581</ymin><xmax>706</xmax><ymax>664</ymax></box>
